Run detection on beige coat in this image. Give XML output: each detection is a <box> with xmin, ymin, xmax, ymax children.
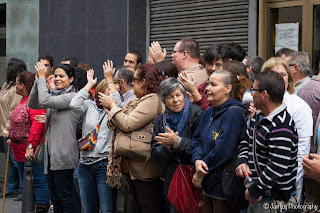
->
<box><xmin>183</xmin><ymin>64</ymin><xmax>208</xmax><ymax>88</ymax></box>
<box><xmin>0</xmin><ymin>82</ymin><xmax>22</xmax><ymax>134</ymax></box>
<box><xmin>107</xmin><ymin>93</ymin><xmax>164</xmax><ymax>180</ymax></box>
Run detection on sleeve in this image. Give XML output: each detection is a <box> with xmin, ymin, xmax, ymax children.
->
<box><xmin>107</xmin><ymin>95</ymin><xmax>159</xmax><ymax>132</ymax></box>
<box><xmin>202</xmin><ymin>108</ymin><xmax>247</xmax><ymax>171</ymax></box>
<box><xmin>37</xmin><ymin>78</ymin><xmax>75</xmax><ymax>109</ymax></box>
<box><xmin>191</xmin><ymin>121</ymin><xmax>204</xmax><ymax>165</ymax></box>
<box><xmin>151</xmin><ymin>115</ymin><xmax>176</xmax><ymax>164</ymax></box>
<box><xmin>194</xmin><ymin>97</ymin><xmax>211</xmax><ymax>111</ymax></box>
<box><xmin>4</xmin><ymin>88</ymin><xmax>22</xmax><ymax>131</ymax></box>
<box><xmin>28</xmin><ymin>80</ymin><xmax>41</xmax><ymax>109</ymax></box>
<box><xmin>176</xmin><ymin>107</ymin><xmax>203</xmax><ymax>160</ymax></box>
<box><xmin>236</xmin><ymin>127</ymin><xmax>251</xmax><ymax>167</ymax></box>
<box><xmin>248</xmin><ymin>124</ymin><xmax>298</xmax><ymax>199</ymax></box>
<box><xmin>70</xmin><ymin>88</ymin><xmax>90</xmax><ymax>116</ymax></box>
<box><xmin>112</xmin><ymin>91</ymin><xmax>123</xmax><ymax>108</ymax></box>
<box><xmin>27</xmin><ymin>108</ymin><xmax>46</xmax><ymax>148</ymax></box>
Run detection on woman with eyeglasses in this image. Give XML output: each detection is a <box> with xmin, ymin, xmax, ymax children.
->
<box><xmin>191</xmin><ymin>69</ymin><xmax>249</xmax><ymax>213</ymax></box>
<box><xmin>99</xmin><ymin>64</ymin><xmax>166</xmax><ymax>213</ymax></box>
<box><xmin>7</xmin><ymin>71</ymin><xmax>50</xmax><ymax>212</ymax></box>
<box><xmin>0</xmin><ymin>58</ymin><xmax>26</xmax><ymax>198</ymax></box>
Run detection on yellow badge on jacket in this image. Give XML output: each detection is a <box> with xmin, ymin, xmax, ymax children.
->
<box><xmin>212</xmin><ymin>130</ymin><xmax>220</xmax><ymax>141</ymax></box>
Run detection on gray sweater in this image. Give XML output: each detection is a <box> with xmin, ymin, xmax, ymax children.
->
<box><xmin>70</xmin><ymin>88</ymin><xmax>113</xmax><ymax>158</ymax></box>
<box><xmin>28</xmin><ymin>78</ymin><xmax>80</xmax><ymax>174</ymax></box>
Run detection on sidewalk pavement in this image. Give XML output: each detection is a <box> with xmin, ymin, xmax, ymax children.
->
<box><xmin>0</xmin><ymin>182</ymin><xmax>53</xmax><ymax>213</ymax></box>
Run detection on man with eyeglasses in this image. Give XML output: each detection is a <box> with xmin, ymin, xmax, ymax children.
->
<box><xmin>171</xmin><ymin>38</ymin><xmax>207</xmax><ymax>87</ymax></box>
<box><xmin>284</xmin><ymin>52</ymin><xmax>312</xmax><ymax>94</ymax></box>
<box><xmin>236</xmin><ymin>70</ymin><xmax>298</xmax><ymax>213</ymax></box>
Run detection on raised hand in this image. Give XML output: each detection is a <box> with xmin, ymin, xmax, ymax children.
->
<box><xmin>87</xmin><ymin>69</ymin><xmax>97</xmax><ymax>86</ymax></box>
<box><xmin>35</xmin><ymin>62</ymin><xmax>47</xmax><ymax>78</ymax></box>
<box><xmin>178</xmin><ymin>71</ymin><xmax>198</xmax><ymax>93</ymax></box>
<box><xmin>46</xmin><ymin>75</ymin><xmax>55</xmax><ymax>90</ymax></box>
<box><xmin>103</xmin><ymin>60</ymin><xmax>115</xmax><ymax>81</ymax></box>
<box><xmin>98</xmin><ymin>91</ymin><xmax>116</xmax><ymax>111</ymax></box>
<box><xmin>149</xmin><ymin>41</ymin><xmax>167</xmax><ymax>63</ymax></box>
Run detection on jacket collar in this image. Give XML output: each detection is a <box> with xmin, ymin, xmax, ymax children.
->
<box><xmin>256</xmin><ymin>103</ymin><xmax>287</xmax><ymax>122</ymax></box>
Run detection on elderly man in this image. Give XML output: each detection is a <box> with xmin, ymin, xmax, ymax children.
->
<box><xmin>285</xmin><ymin>52</ymin><xmax>312</xmax><ymax>93</ymax></box>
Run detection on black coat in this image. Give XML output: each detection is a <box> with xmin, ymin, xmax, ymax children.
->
<box><xmin>151</xmin><ymin>103</ymin><xmax>203</xmax><ymax>197</ymax></box>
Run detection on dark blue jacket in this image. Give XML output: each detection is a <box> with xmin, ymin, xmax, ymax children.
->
<box><xmin>191</xmin><ymin>98</ymin><xmax>248</xmax><ymax>198</ymax></box>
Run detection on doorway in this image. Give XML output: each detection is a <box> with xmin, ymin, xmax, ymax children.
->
<box><xmin>259</xmin><ymin>0</ymin><xmax>320</xmax><ymax>72</ymax></box>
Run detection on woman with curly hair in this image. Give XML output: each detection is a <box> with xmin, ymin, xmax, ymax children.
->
<box><xmin>99</xmin><ymin>64</ymin><xmax>166</xmax><ymax>213</ymax></box>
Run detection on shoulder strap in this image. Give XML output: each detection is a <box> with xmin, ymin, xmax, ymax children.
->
<box><xmin>252</xmin><ymin>123</ymin><xmax>262</xmax><ymax>176</ymax></box>
<box><xmin>98</xmin><ymin>112</ymin><xmax>107</xmax><ymax>125</ymax></box>
<box><xmin>221</xmin><ymin>105</ymin><xmax>247</xmax><ymax>124</ymax></box>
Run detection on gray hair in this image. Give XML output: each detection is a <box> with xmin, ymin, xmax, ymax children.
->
<box><xmin>245</xmin><ymin>56</ymin><xmax>264</xmax><ymax>75</ymax></box>
<box><xmin>159</xmin><ymin>77</ymin><xmax>186</xmax><ymax>103</ymax></box>
<box><xmin>288</xmin><ymin>52</ymin><xmax>312</xmax><ymax>77</ymax></box>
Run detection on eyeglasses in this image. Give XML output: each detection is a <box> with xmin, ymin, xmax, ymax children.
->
<box><xmin>133</xmin><ymin>77</ymin><xmax>142</xmax><ymax>82</ymax></box>
<box><xmin>251</xmin><ymin>88</ymin><xmax>265</xmax><ymax>92</ymax></box>
<box><xmin>172</xmin><ymin>49</ymin><xmax>185</xmax><ymax>53</ymax></box>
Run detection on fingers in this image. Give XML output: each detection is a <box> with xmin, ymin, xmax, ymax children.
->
<box><xmin>310</xmin><ymin>153</ymin><xmax>320</xmax><ymax>160</ymax></box>
<box><xmin>165</xmin><ymin>126</ymin><xmax>173</xmax><ymax>133</ymax></box>
<box><xmin>163</xmin><ymin>48</ymin><xmax>167</xmax><ymax>56</ymax></box>
<box><xmin>25</xmin><ymin>153</ymin><xmax>33</xmax><ymax>161</ymax></box>
<box><xmin>236</xmin><ymin>164</ymin><xmax>250</xmax><ymax>178</ymax></box>
<box><xmin>200</xmin><ymin>161</ymin><xmax>209</xmax><ymax>174</ymax></box>
<box><xmin>98</xmin><ymin>91</ymin><xmax>106</xmax><ymax>98</ymax></box>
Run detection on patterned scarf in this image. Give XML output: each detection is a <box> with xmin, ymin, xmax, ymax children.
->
<box><xmin>162</xmin><ymin>98</ymin><xmax>190</xmax><ymax>136</ymax></box>
<box><xmin>50</xmin><ymin>85</ymin><xmax>75</xmax><ymax>96</ymax></box>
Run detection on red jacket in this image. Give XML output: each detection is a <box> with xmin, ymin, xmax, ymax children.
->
<box><xmin>9</xmin><ymin>96</ymin><xmax>46</xmax><ymax>162</ymax></box>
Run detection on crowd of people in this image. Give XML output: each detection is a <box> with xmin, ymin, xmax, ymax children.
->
<box><xmin>0</xmin><ymin>38</ymin><xmax>320</xmax><ymax>213</ymax></box>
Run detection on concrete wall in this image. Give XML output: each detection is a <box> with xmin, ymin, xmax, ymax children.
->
<box><xmin>0</xmin><ymin>0</ymin><xmax>39</xmax><ymax>84</ymax></box>
<box><xmin>39</xmin><ymin>0</ymin><xmax>146</xmax><ymax>81</ymax></box>
<box><xmin>0</xmin><ymin>0</ymin><xmax>39</xmax><ymax>181</ymax></box>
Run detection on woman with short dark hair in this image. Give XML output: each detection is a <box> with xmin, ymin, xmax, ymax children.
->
<box><xmin>151</xmin><ymin>77</ymin><xmax>203</xmax><ymax>212</ymax></box>
<box><xmin>29</xmin><ymin>63</ymin><xmax>81</xmax><ymax>212</ymax></box>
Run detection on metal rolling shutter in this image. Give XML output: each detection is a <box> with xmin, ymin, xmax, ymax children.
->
<box><xmin>148</xmin><ymin>0</ymin><xmax>249</xmax><ymax>58</ymax></box>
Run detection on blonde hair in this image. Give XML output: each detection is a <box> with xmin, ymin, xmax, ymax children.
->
<box><xmin>94</xmin><ymin>79</ymin><xmax>109</xmax><ymax>98</ymax></box>
<box><xmin>261</xmin><ymin>57</ymin><xmax>295</xmax><ymax>94</ymax></box>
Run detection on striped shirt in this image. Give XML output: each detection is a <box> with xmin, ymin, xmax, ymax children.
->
<box><xmin>237</xmin><ymin>103</ymin><xmax>298</xmax><ymax>202</ymax></box>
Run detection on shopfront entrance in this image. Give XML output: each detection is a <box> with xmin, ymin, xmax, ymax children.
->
<box><xmin>259</xmin><ymin>0</ymin><xmax>320</xmax><ymax>72</ymax></box>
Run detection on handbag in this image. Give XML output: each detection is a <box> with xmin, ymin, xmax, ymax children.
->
<box><xmin>221</xmin><ymin>106</ymin><xmax>249</xmax><ymax>210</ymax></box>
<box><xmin>34</xmin><ymin>114</ymin><xmax>51</xmax><ymax>165</ymax></box>
<box><xmin>167</xmin><ymin>164</ymin><xmax>204</xmax><ymax>213</ymax></box>
<box><xmin>114</xmin><ymin>98</ymin><xmax>162</xmax><ymax>159</ymax></box>
<box><xmin>78</xmin><ymin>112</ymin><xmax>106</xmax><ymax>151</ymax></box>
